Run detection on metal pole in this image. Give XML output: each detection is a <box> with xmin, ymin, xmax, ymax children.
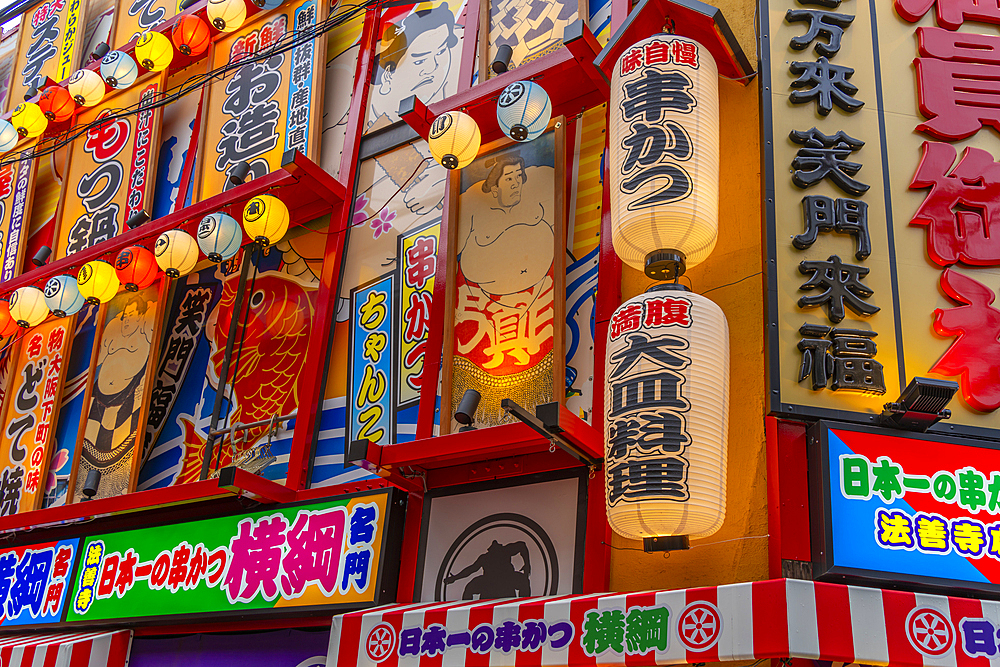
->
<box><xmin>200</xmin><ymin>246</ymin><xmax>253</xmax><ymax>481</ymax></box>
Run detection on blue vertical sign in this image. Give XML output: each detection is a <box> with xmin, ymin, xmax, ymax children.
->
<box><xmin>285</xmin><ymin>0</ymin><xmax>315</xmax><ymax>156</ymax></box>
<box><xmin>350</xmin><ymin>274</ymin><xmax>394</xmax><ymax>447</ymax></box>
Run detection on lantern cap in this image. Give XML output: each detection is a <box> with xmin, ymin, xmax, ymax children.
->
<box><xmin>643</xmin><ymin>535</ymin><xmax>690</xmax><ymax>552</ymax></box>
<box><xmin>644</xmin><ymin>250</ymin><xmax>686</xmax><ymax>281</ymax></box>
<box><xmin>647</xmin><ymin>282</ymin><xmax>690</xmax><ymax>293</ymax></box>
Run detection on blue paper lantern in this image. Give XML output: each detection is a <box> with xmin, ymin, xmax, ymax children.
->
<box><xmin>0</xmin><ymin>120</ymin><xmax>18</xmax><ymax>152</ymax></box>
<box><xmin>197</xmin><ymin>212</ymin><xmax>243</xmax><ymax>262</ymax></box>
<box><xmin>44</xmin><ymin>275</ymin><xmax>86</xmax><ymax>317</ymax></box>
<box><xmin>497</xmin><ymin>81</ymin><xmax>551</xmax><ymax>142</ymax></box>
<box><xmin>100</xmin><ymin>51</ymin><xmax>138</xmax><ymax>89</ymax></box>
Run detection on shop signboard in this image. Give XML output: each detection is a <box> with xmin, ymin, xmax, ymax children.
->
<box><xmin>810</xmin><ymin>421</ymin><xmax>1000</xmax><ymax>594</ymax></box>
<box><xmin>6</xmin><ymin>0</ymin><xmax>87</xmax><ymax>113</ymax></box>
<box><xmin>65</xmin><ymin>489</ymin><xmax>404</xmax><ymax>624</ymax></box>
<box><xmin>0</xmin><ymin>142</ymin><xmax>38</xmax><ymax>282</ymax></box>
<box><xmin>761</xmin><ymin>0</ymin><xmax>1000</xmax><ymax>438</ymax></box>
<box><xmin>0</xmin><ymin>538</ymin><xmax>78</xmax><ymax>627</ymax></box>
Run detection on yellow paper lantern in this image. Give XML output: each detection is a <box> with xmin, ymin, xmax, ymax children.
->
<box><xmin>154</xmin><ymin>229</ymin><xmax>199</xmax><ymax>277</ymax></box>
<box><xmin>609</xmin><ymin>35</ymin><xmax>719</xmax><ymax>280</ymax></box>
<box><xmin>135</xmin><ymin>30</ymin><xmax>174</xmax><ymax>72</ymax></box>
<box><xmin>9</xmin><ymin>286</ymin><xmax>49</xmax><ymax>328</ymax></box>
<box><xmin>428</xmin><ymin>111</ymin><xmax>481</xmax><ymax>170</ymax></box>
<box><xmin>207</xmin><ymin>0</ymin><xmax>246</xmax><ymax>33</ymax></box>
<box><xmin>67</xmin><ymin>69</ymin><xmax>106</xmax><ymax>107</ymax></box>
<box><xmin>242</xmin><ymin>195</ymin><xmax>289</xmax><ymax>246</ymax></box>
<box><xmin>77</xmin><ymin>260</ymin><xmax>120</xmax><ymax>305</ymax></box>
<box><xmin>604</xmin><ymin>285</ymin><xmax>729</xmax><ymax>540</ymax></box>
<box><xmin>11</xmin><ymin>102</ymin><xmax>48</xmax><ymax>139</ymax></box>
<box><xmin>0</xmin><ymin>120</ymin><xmax>18</xmax><ymax>152</ymax></box>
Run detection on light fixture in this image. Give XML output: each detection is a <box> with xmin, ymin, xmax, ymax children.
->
<box><xmin>197</xmin><ymin>212</ymin><xmax>242</xmax><ymax>262</ymax></box>
<box><xmin>100</xmin><ymin>51</ymin><xmax>138</xmax><ymax>89</ymax></box>
<box><xmin>37</xmin><ymin>85</ymin><xmax>74</xmax><ymax>122</ymax></box>
<box><xmin>91</xmin><ymin>42</ymin><xmax>110</xmax><ymax>62</ymax></box>
<box><xmin>0</xmin><ymin>300</ymin><xmax>18</xmax><ymax>338</ymax></box>
<box><xmin>81</xmin><ymin>469</ymin><xmax>101</xmax><ymax>500</ymax></box>
<box><xmin>880</xmin><ymin>377</ymin><xmax>959</xmax><ymax>432</ymax></box>
<box><xmin>242</xmin><ymin>194</ymin><xmax>288</xmax><ymax>246</ymax></box>
<box><xmin>173</xmin><ymin>15</ymin><xmax>211</xmax><ymax>56</ymax></box>
<box><xmin>67</xmin><ymin>69</ymin><xmax>106</xmax><ymax>107</ymax></box>
<box><xmin>44</xmin><ymin>275</ymin><xmax>85</xmax><ymax>317</ymax></box>
<box><xmin>23</xmin><ymin>84</ymin><xmax>38</xmax><ymax>101</ymax></box>
<box><xmin>491</xmin><ymin>44</ymin><xmax>513</xmax><ymax>75</ymax></box>
<box><xmin>12</xmin><ymin>102</ymin><xmax>48</xmax><ymax>138</ymax></box>
<box><xmin>77</xmin><ymin>259</ymin><xmax>120</xmax><ymax>305</ymax></box>
<box><xmin>135</xmin><ymin>30</ymin><xmax>174</xmax><ymax>71</ymax></box>
<box><xmin>126</xmin><ymin>209</ymin><xmax>150</xmax><ymax>229</ymax></box>
<box><xmin>428</xmin><ymin>111</ymin><xmax>481</xmax><ymax>170</ymax></box>
<box><xmin>228</xmin><ymin>160</ymin><xmax>251</xmax><ymax>186</ymax></box>
<box><xmin>454</xmin><ymin>389</ymin><xmax>481</xmax><ymax>431</ymax></box>
<box><xmin>9</xmin><ymin>286</ymin><xmax>48</xmax><ymax>328</ymax></box>
<box><xmin>497</xmin><ymin>80</ymin><xmax>551</xmax><ymax>142</ymax></box>
<box><xmin>609</xmin><ymin>34</ymin><xmax>719</xmax><ymax>280</ymax></box>
<box><xmin>0</xmin><ymin>120</ymin><xmax>18</xmax><ymax>152</ymax></box>
<box><xmin>154</xmin><ymin>229</ymin><xmax>199</xmax><ymax>277</ymax></box>
<box><xmin>179</xmin><ymin>0</ymin><xmax>198</xmax><ymax>9</ymax></box>
<box><xmin>115</xmin><ymin>245</ymin><xmax>159</xmax><ymax>291</ymax></box>
<box><xmin>207</xmin><ymin>0</ymin><xmax>246</xmax><ymax>33</ymax></box>
<box><xmin>31</xmin><ymin>245</ymin><xmax>51</xmax><ymax>266</ymax></box>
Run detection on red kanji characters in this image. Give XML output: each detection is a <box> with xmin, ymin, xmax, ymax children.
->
<box><xmin>404</xmin><ymin>236</ymin><xmax>436</xmax><ymax>290</ymax></box>
<box><xmin>620</xmin><ymin>46</ymin><xmax>644</xmax><ymax>75</ymax></box>
<box><xmin>51</xmin><ymin>545</ymin><xmax>72</xmax><ymax>579</ymax></box>
<box><xmin>931</xmin><ymin>268</ymin><xmax>1000</xmax><ymax>412</ymax></box>
<box><xmin>46</xmin><ymin>326</ymin><xmax>64</xmax><ymax>354</ymax></box>
<box><xmin>97</xmin><ymin>553</ymin><xmax>120</xmax><ymax>597</ymax></box>
<box><xmin>26</xmin><ymin>334</ymin><xmax>42</xmax><ymax>358</ymax></box>
<box><xmin>671</xmin><ymin>40</ymin><xmax>698</xmax><ymax>68</ymax></box>
<box><xmin>43</xmin><ymin>581</ymin><xmax>63</xmax><ymax>615</ymax></box>
<box><xmin>280</xmin><ymin>507</ymin><xmax>347</xmax><ymax>598</ymax></box>
<box><xmin>644</xmin><ymin>40</ymin><xmax>670</xmax><ymax>66</ymax></box>
<box><xmin>643</xmin><ymin>297</ymin><xmax>691</xmax><ymax>328</ymax></box>
<box><xmin>168</xmin><ymin>542</ymin><xmax>192</xmax><ymax>592</ymax></box>
<box><xmin>223</xmin><ymin>515</ymin><xmax>288</xmax><ymax>603</ymax></box>
<box><xmin>896</xmin><ymin>0</ymin><xmax>1000</xmax><ymax>31</ymax></box>
<box><xmin>84</xmin><ymin>113</ymin><xmax>130</xmax><ymax>162</ymax></box>
<box><xmin>115</xmin><ymin>549</ymin><xmax>138</xmax><ymax>596</ymax></box>
<box><xmin>403</xmin><ymin>292</ymin><xmax>432</xmax><ymax>343</ymax></box>
<box><xmin>610</xmin><ymin>303</ymin><xmax>643</xmax><ymax>340</ymax></box>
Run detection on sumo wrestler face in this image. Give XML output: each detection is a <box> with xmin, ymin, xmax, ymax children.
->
<box><xmin>491</xmin><ymin>164</ymin><xmax>524</xmax><ymax>209</ymax></box>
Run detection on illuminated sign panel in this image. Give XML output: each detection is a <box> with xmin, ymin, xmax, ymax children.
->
<box><xmin>7</xmin><ymin>0</ymin><xmax>86</xmax><ymax>113</ymax></box>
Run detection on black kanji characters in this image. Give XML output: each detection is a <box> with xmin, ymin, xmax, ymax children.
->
<box><xmin>790</xmin><ymin>127</ymin><xmax>869</xmax><ymax>195</ymax></box>
<box><xmin>794</xmin><ymin>195</ymin><xmax>871</xmax><ymax>260</ymax></box>
<box><xmin>798</xmin><ymin>254</ymin><xmax>880</xmax><ymax>322</ymax></box>
<box><xmin>786</xmin><ymin>9</ymin><xmax>855</xmax><ymax>57</ymax></box>
<box><xmin>621</xmin><ymin>70</ymin><xmax>697</xmax><ymax>123</ymax></box>
<box><xmin>797</xmin><ymin>323</ymin><xmax>886</xmax><ymax>394</ymax></box>
<box><xmin>790</xmin><ymin>57</ymin><xmax>864</xmax><ymax>116</ymax></box>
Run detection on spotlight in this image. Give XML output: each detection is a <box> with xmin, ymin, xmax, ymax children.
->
<box><xmin>179</xmin><ymin>0</ymin><xmax>199</xmax><ymax>9</ymax></box>
<box><xmin>491</xmin><ymin>44</ymin><xmax>513</xmax><ymax>75</ymax></box>
<box><xmin>126</xmin><ymin>209</ymin><xmax>150</xmax><ymax>229</ymax></box>
<box><xmin>454</xmin><ymin>389</ymin><xmax>481</xmax><ymax>431</ymax></box>
<box><xmin>23</xmin><ymin>84</ymin><xmax>37</xmax><ymax>101</ymax></box>
<box><xmin>880</xmin><ymin>377</ymin><xmax>959</xmax><ymax>432</ymax></box>
<box><xmin>228</xmin><ymin>160</ymin><xmax>251</xmax><ymax>187</ymax></box>
<box><xmin>31</xmin><ymin>245</ymin><xmax>51</xmax><ymax>266</ymax></box>
<box><xmin>91</xmin><ymin>42</ymin><xmax>110</xmax><ymax>62</ymax></box>
<box><xmin>81</xmin><ymin>469</ymin><xmax>101</xmax><ymax>500</ymax></box>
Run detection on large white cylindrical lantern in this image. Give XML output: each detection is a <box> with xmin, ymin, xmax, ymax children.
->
<box><xmin>609</xmin><ymin>35</ymin><xmax>719</xmax><ymax>280</ymax></box>
<box><xmin>9</xmin><ymin>286</ymin><xmax>48</xmax><ymax>328</ymax></box>
<box><xmin>604</xmin><ymin>285</ymin><xmax>729</xmax><ymax>540</ymax></box>
<box><xmin>44</xmin><ymin>275</ymin><xmax>85</xmax><ymax>317</ymax></box>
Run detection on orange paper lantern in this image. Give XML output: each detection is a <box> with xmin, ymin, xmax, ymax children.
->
<box><xmin>173</xmin><ymin>15</ymin><xmax>211</xmax><ymax>57</ymax></box>
<box><xmin>115</xmin><ymin>245</ymin><xmax>159</xmax><ymax>291</ymax></box>
<box><xmin>37</xmin><ymin>86</ymin><xmax>75</xmax><ymax>122</ymax></box>
<box><xmin>0</xmin><ymin>300</ymin><xmax>19</xmax><ymax>338</ymax></box>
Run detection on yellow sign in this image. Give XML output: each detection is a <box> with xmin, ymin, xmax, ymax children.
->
<box><xmin>7</xmin><ymin>0</ymin><xmax>86</xmax><ymax>113</ymax></box>
<box><xmin>112</xmin><ymin>0</ymin><xmax>184</xmax><ymax>46</ymax></box>
<box><xmin>54</xmin><ymin>78</ymin><xmax>163</xmax><ymax>259</ymax></box>
<box><xmin>198</xmin><ymin>0</ymin><xmax>326</xmax><ymax>201</ymax></box>
<box><xmin>763</xmin><ymin>0</ymin><xmax>1000</xmax><ymax>433</ymax></box>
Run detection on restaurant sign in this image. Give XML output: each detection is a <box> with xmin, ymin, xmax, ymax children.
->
<box><xmin>65</xmin><ymin>489</ymin><xmax>404</xmax><ymax>624</ymax></box>
<box><xmin>811</xmin><ymin>421</ymin><xmax>1000</xmax><ymax>595</ymax></box>
<box><xmin>0</xmin><ymin>538</ymin><xmax>78</xmax><ymax>627</ymax></box>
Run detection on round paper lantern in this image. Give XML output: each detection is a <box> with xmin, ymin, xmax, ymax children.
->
<box><xmin>197</xmin><ymin>212</ymin><xmax>242</xmax><ymax>262</ymax></box>
<box><xmin>100</xmin><ymin>51</ymin><xmax>138</xmax><ymax>89</ymax></box>
<box><xmin>609</xmin><ymin>35</ymin><xmax>719</xmax><ymax>280</ymax></box>
<box><xmin>207</xmin><ymin>0</ymin><xmax>246</xmax><ymax>33</ymax></box>
<box><xmin>0</xmin><ymin>120</ymin><xmax>19</xmax><ymax>152</ymax></box>
<box><xmin>44</xmin><ymin>275</ymin><xmax>85</xmax><ymax>317</ymax></box>
<box><xmin>77</xmin><ymin>260</ymin><xmax>120</xmax><ymax>305</ymax></box>
<box><xmin>242</xmin><ymin>195</ymin><xmax>289</xmax><ymax>246</ymax></box>
<box><xmin>154</xmin><ymin>229</ymin><xmax>199</xmax><ymax>277</ymax></box>
<box><xmin>115</xmin><ymin>245</ymin><xmax>158</xmax><ymax>291</ymax></box>
<box><xmin>37</xmin><ymin>86</ymin><xmax>74</xmax><ymax>122</ymax></box>
<box><xmin>9</xmin><ymin>286</ymin><xmax>48</xmax><ymax>328</ymax></box>
<box><xmin>259</xmin><ymin>0</ymin><xmax>284</xmax><ymax>9</ymax></box>
<box><xmin>497</xmin><ymin>81</ymin><xmax>551</xmax><ymax>142</ymax></box>
<box><xmin>0</xmin><ymin>300</ymin><xmax>18</xmax><ymax>338</ymax></box>
<box><xmin>135</xmin><ymin>30</ymin><xmax>174</xmax><ymax>72</ymax></box>
<box><xmin>604</xmin><ymin>284</ymin><xmax>729</xmax><ymax>540</ymax></box>
<box><xmin>12</xmin><ymin>102</ymin><xmax>48</xmax><ymax>139</ymax></box>
<box><xmin>428</xmin><ymin>111</ymin><xmax>481</xmax><ymax>170</ymax></box>
<box><xmin>173</xmin><ymin>15</ymin><xmax>211</xmax><ymax>56</ymax></box>
<box><xmin>67</xmin><ymin>69</ymin><xmax>106</xmax><ymax>107</ymax></box>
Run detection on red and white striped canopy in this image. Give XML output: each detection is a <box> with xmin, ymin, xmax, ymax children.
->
<box><xmin>329</xmin><ymin>578</ymin><xmax>997</xmax><ymax>667</ymax></box>
<box><xmin>0</xmin><ymin>630</ymin><xmax>132</xmax><ymax>667</ymax></box>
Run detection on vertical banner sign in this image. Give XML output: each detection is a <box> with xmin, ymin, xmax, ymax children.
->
<box><xmin>7</xmin><ymin>0</ymin><xmax>85</xmax><ymax>113</ymax></box>
<box><xmin>761</xmin><ymin>0</ymin><xmax>1000</xmax><ymax>435</ymax></box>
<box><xmin>55</xmin><ymin>82</ymin><xmax>162</xmax><ymax>259</ymax></box>
<box><xmin>350</xmin><ymin>275</ymin><xmax>394</xmax><ymax>447</ymax></box>
<box><xmin>0</xmin><ymin>539</ymin><xmax>77</xmax><ymax>627</ymax></box>
<box><xmin>113</xmin><ymin>0</ymin><xmax>182</xmax><ymax>45</ymax></box>
<box><xmin>0</xmin><ymin>320</ymin><xmax>71</xmax><ymax>516</ymax></box>
<box><xmin>0</xmin><ymin>147</ymin><xmax>37</xmax><ymax>282</ymax></box>
<box><xmin>396</xmin><ymin>222</ymin><xmax>439</xmax><ymax>408</ymax></box>
<box><xmin>199</xmin><ymin>0</ymin><xmax>325</xmax><ymax>201</ymax></box>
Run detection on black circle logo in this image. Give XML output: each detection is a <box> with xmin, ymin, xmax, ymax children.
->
<box><xmin>198</xmin><ymin>216</ymin><xmax>216</xmax><ymax>238</ymax></box>
<box><xmin>498</xmin><ymin>82</ymin><xmax>525</xmax><ymax>108</ymax></box>
<box><xmin>44</xmin><ymin>279</ymin><xmax>59</xmax><ymax>298</ymax></box>
<box><xmin>429</xmin><ymin>113</ymin><xmax>453</xmax><ymax>140</ymax></box>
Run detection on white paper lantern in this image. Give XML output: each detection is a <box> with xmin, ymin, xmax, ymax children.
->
<box><xmin>604</xmin><ymin>285</ymin><xmax>729</xmax><ymax>540</ymax></box>
<box><xmin>155</xmin><ymin>229</ymin><xmax>200</xmax><ymax>277</ymax></box>
<box><xmin>609</xmin><ymin>35</ymin><xmax>719</xmax><ymax>279</ymax></box>
<box><xmin>67</xmin><ymin>68</ymin><xmax>106</xmax><ymax>107</ymax></box>
<box><xmin>207</xmin><ymin>0</ymin><xmax>247</xmax><ymax>33</ymax></box>
<box><xmin>0</xmin><ymin>120</ymin><xmax>19</xmax><ymax>152</ymax></box>
<box><xmin>10</xmin><ymin>286</ymin><xmax>49</xmax><ymax>328</ymax></box>
<box><xmin>100</xmin><ymin>51</ymin><xmax>138</xmax><ymax>89</ymax></box>
<box><xmin>197</xmin><ymin>212</ymin><xmax>242</xmax><ymax>262</ymax></box>
<box><xmin>497</xmin><ymin>80</ymin><xmax>551</xmax><ymax>142</ymax></box>
<box><xmin>44</xmin><ymin>275</ymin><xmax>85</xmax><ymax>317</ymax></box>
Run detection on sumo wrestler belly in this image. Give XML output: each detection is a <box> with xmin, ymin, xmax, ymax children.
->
<box><xmin>461</xmin><ymin>208</ymin><xmax>554</xmax><ymax>295</ymax></box>
<box><xmin>97</xmin><ymin>327</ymin><xmax>152</xmax><ymax>395</ymax></box>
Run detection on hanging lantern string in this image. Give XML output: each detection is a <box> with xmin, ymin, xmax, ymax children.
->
<box><xmin>0</xmin><ymin>0</ymin><xmax>383</xmax><ymax>170</ymax></box>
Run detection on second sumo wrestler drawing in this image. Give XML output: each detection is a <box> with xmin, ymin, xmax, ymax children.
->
<box><xmin>449</xmin><ymin>130</ymin><xmax>564</xmax><ymax>430</ymax></box>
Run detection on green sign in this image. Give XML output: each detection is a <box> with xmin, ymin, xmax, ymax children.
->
<box><xmin>67</xmin><ymin>489</ymin><xmax>402</xmax><ymax>623</ymax></box>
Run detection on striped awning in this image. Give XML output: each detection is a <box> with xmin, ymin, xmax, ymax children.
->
<box><xmin>0</xmin><ymin>630</ymin><xmax>132</xmax><ymax>667</ymax></box>
<box><xmin>328</xmin><ymin>578</ymin><xmax>997</xmax><ymax>667</ymax></box>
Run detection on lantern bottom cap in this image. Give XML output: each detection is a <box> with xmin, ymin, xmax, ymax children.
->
<box><xmin>179</xmin><ymin>46</ymin><xmax>192</xmax><ymax>55</ymax></box>
<box><xmin>645</xmin><ymin>250</ymin><xmax>686</xmax><ymax>281</ymax></box>
<box><xmin>509</xmin><ymin>124</ymin><xmax>528</xmax><ymax>141</ymax></box>
<box><xmin>15</xmin><ymin>321</ymin><xmax>29</xmax><ymax>328</ymax></box>
<box><xmin>85</xmin><ymin>297</ymin><xmax>101</xmax><ymax>305</ymax></box>
<box><xmin>441</xmin><ymin>154</ymin><xmax>459</xmax><ymax>169</ymax></box>
<box><xmin>52</xmin><ymin>310</ymin><xmax>66</xmax><ymax>317</ymax></box>
<box><xmin>124</xmin><ymin>283</ymin><xmax>139</xmax><ymax>292</ymax></box>
<box><xmin>207</xmin><ymin>253</ymin><xmax>222</xmax><ymax>263</ymax></box>
<box><xmin>164</xmin><ymin>269</ymin><xmax>180</xmax><ymax>278</ymax></box>
<box><xmin>254</xmin><ymin>236</ymin><xmax>271</xmax><ymax>247</ymax></box>
<box><xmin>642</xmin><ymin>535</ymin><xmax>690</xmax><ymax>553</ymax></box>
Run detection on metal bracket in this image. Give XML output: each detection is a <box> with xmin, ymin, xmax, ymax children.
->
<box><xmin>501</xmin><ymin>399</ymin><xmax>602</xmax><ymax>467</ymax></box>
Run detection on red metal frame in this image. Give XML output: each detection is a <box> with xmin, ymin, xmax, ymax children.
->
<box><xmin>766</xmin><ymin>417</ymin><xmax>812</xmax><ymax>579</ymax></box>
